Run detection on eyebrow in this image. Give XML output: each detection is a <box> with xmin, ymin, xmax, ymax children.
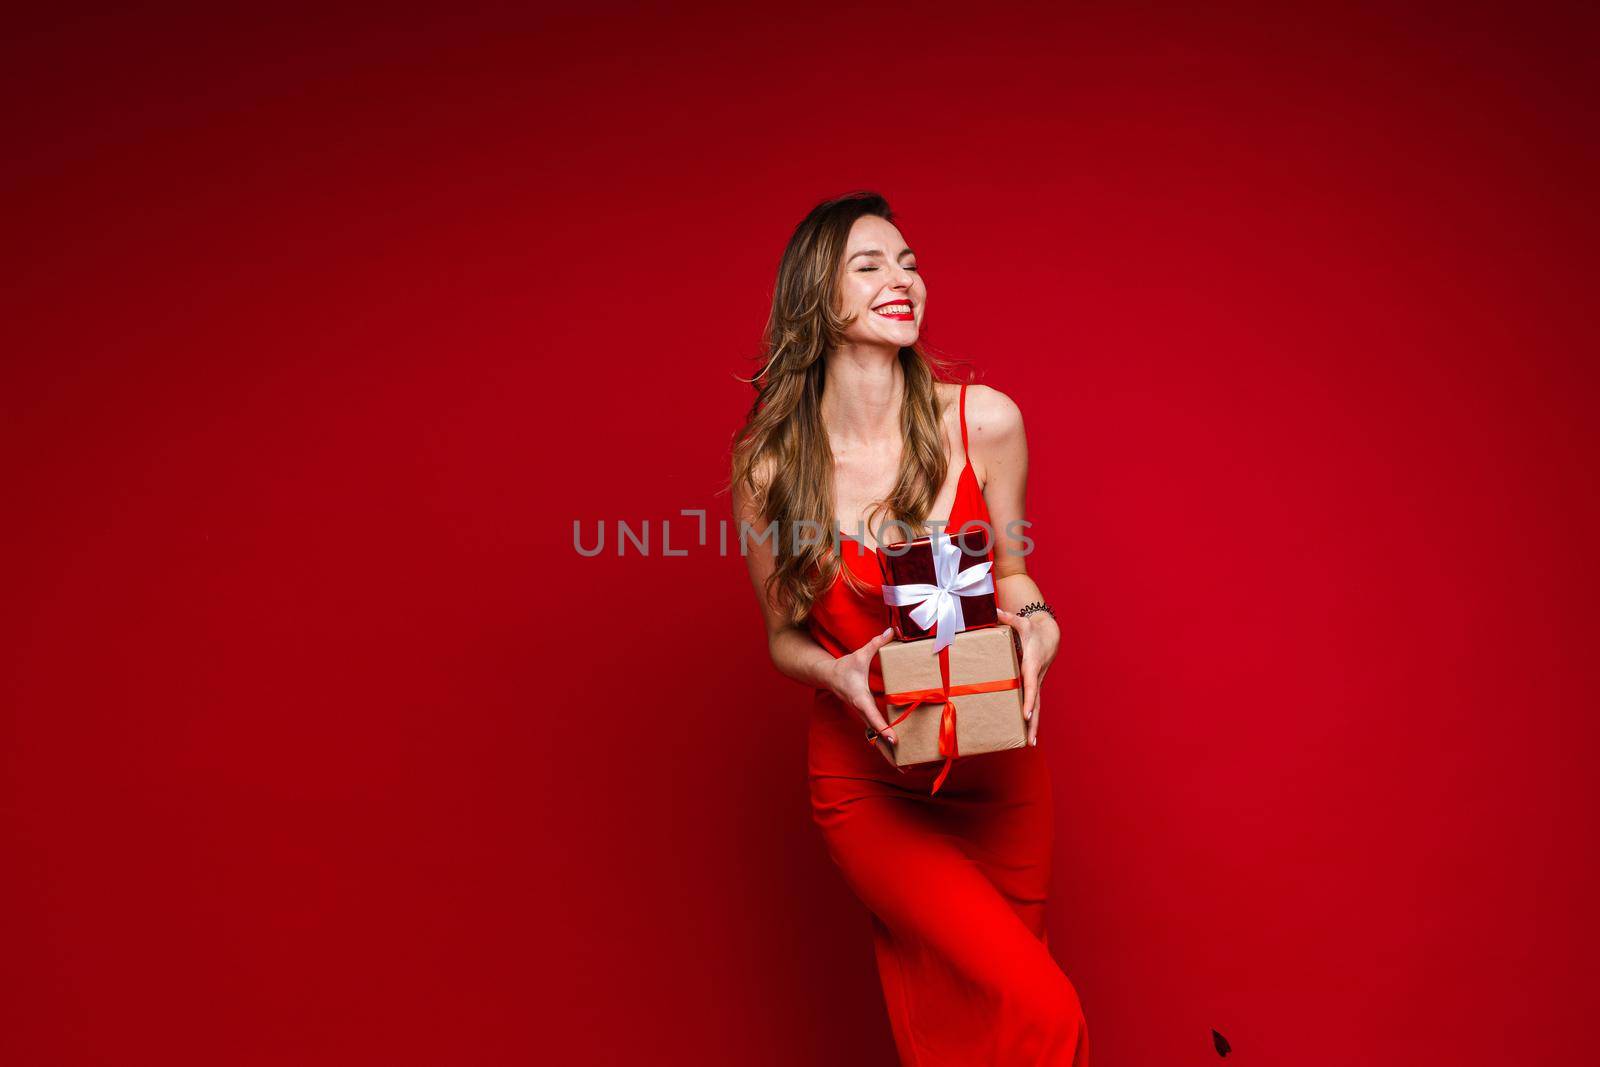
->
<box><xmin>847</xmin><ymin>247</ymin><xmax>916</xmax><ymax>262</ymax></box>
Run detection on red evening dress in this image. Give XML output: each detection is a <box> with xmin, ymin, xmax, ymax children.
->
<box><xmin>806</xmin><ymin>382</ymin><xmax>1091</xmax><ymax>1066</ymax></box>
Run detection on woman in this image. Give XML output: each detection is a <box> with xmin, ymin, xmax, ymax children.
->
<box><xmin>729</xmin><ymin>190</ymin><xmax>1090</xmax><ymax>1065</ymax></box>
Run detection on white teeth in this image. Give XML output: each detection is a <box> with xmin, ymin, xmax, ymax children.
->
<box><xmin>875</xmin><ymin>304</ymin><xmax>911</xmax><ymax>314</ymax></box>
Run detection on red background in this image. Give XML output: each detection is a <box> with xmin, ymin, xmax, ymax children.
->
<box><xmin>4</xmin><ymin>4</ymin><xmax>1596</xmax><ymax>1064</ymax></box>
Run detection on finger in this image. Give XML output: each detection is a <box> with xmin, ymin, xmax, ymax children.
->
<box><xmin>855</xmin><ymin>626</ymin><xmax>895</xmax><ymax>666</ymax></box>
<box><xmin>859</xmin><ymin>696</ymin><xmax>897</xmax><ymax>746</ymax></box>
<box><xmin>876</xmin><ymin>737</ymin><xmax>906</xmax><ymax>773</ymax></box>
<box><xmin>995</xmin><ymin>608</ymin><xmax>1027</xmax><ymax>634</ymax></box>
<box><xmin>861</xmin><ymin>626</ymin><xmax>893</xmax><ymax>654</ymax></box>
<box><xmin>1021</xmin><ymin>664</ymin><xmax>1040</xmax><ymax>721</ymax></box>
<box><xmin>1029</xmin><ymin>669</ymin><xmax>1049</xmax><ymax>745</ymax></box>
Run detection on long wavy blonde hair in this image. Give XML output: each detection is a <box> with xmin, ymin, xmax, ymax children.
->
<box><xmin>727</xmin><ymin>190</ymin><xmax>970</xmax><ymax>626</ymax></box>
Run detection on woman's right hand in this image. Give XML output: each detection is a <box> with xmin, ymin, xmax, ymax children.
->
<box><xmin>827</xmin><ymin>626</ymin><xmax>904</xmax><ymax>771</ymax></box>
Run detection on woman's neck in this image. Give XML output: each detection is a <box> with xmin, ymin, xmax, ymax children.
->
<box><xmin>820</xmin><ymin>348</ymin><xmax>903</xmax><ymax>449</ymax></box>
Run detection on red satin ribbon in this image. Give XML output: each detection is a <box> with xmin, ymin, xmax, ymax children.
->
<box><xmin>867</xmin><ymin>643</ymin><xmax>1022</xmax><ymax>795</ymax></box>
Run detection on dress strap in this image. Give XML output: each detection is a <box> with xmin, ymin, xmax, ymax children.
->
<box><xmin>959</xmin><ymin>382</ymin><xmax>971</xmax><ymax>462</ymax></box>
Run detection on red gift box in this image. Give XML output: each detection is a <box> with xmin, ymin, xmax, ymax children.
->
<box><xmin>876</xmin><ymin>528</ymin><xmax>998</xmax><ymax>646</ymax></box>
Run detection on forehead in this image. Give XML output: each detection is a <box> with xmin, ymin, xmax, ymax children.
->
<box><xmin>846</xmin><ymin>214</ymin><xmax>906</xmax><ymax>248</ymax></box>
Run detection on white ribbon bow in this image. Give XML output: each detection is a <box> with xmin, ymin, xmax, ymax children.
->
<box><xmin>881</xmin><ymin>531</ymin><xmax>994</xmax><ymax>655</ymax></box>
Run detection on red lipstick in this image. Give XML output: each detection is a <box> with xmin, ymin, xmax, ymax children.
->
<box><xmin>870</xmin><ymin>297</ymin><xmax>915</xmax><ymax>321</ymax></box>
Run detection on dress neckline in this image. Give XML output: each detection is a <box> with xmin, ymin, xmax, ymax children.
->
<box><xmin>837</xmin><ymin>457</ymin><xmax>977</xmax><ymax>558</ymax></box>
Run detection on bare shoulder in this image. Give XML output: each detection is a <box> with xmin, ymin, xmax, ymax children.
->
<box><xmin>731</xmin><ymin>449</ymin><xmax>779</xmax><ymax>519</ymax></box>
<box><xmin>960</xmin><ymin>384</ymin><xmax>1024</xmax><ymax>492</ymax></box>
<box><xmin>750</xmin><ymin>449</ymin><xmax>779</xmax><ymax>485</ymax></box>
<box><xmin>963</xmin><ymin>383</ymin><xmax>1025</xmax><ymax>447</ymax></box>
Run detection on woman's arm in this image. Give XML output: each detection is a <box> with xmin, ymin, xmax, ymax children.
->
<box><xmin>966</xmin><ymin>385</ymin><xmax>1062</xmax><ymax>744</ymax></box>
<box><xmin>766</xmin><ymin>624</ymin><xmax>844</xmax><ymax>692</ymax></box>
<box><xmin>731</xmin><ymin>457</ymin><xmax>838</xmax><ymax>688</ymax></box>
<box><xmin>732</xmin><ymin>457</ymin><xmax>902</xmax><ymax>753</ymax></box>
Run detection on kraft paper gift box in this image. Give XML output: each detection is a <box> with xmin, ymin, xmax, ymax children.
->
<box><xmin>877</xmin><ymin>529</ymin><xmax>998</xmax><ymax>644</ymax></box>
<box><xmin>872</xmin><ymin>626</ymin><xmax>1025</xmax><ymax>792</ymax></box>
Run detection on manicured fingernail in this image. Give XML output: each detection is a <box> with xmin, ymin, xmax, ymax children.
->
<box><xmin>1030</xmin><ymin>736</ymin><xmax>1038</xmax><ymax>746</ymax></box>
<box><xmin>885</xmin><ymin>732</ymin><xmax>897</xmax><ymax>744</ymax></box>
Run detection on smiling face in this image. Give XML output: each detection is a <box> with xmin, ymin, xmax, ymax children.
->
<box><xmin>835</xmin><ymin>214</ymin><xmax>925</xmax><ymax>351</ymax></box>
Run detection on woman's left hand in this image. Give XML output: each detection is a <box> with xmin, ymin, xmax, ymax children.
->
<box><xmin>995</xmin><ymin>608</ymin><xmax>1060</xmax><ymax>746</ymax></box>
